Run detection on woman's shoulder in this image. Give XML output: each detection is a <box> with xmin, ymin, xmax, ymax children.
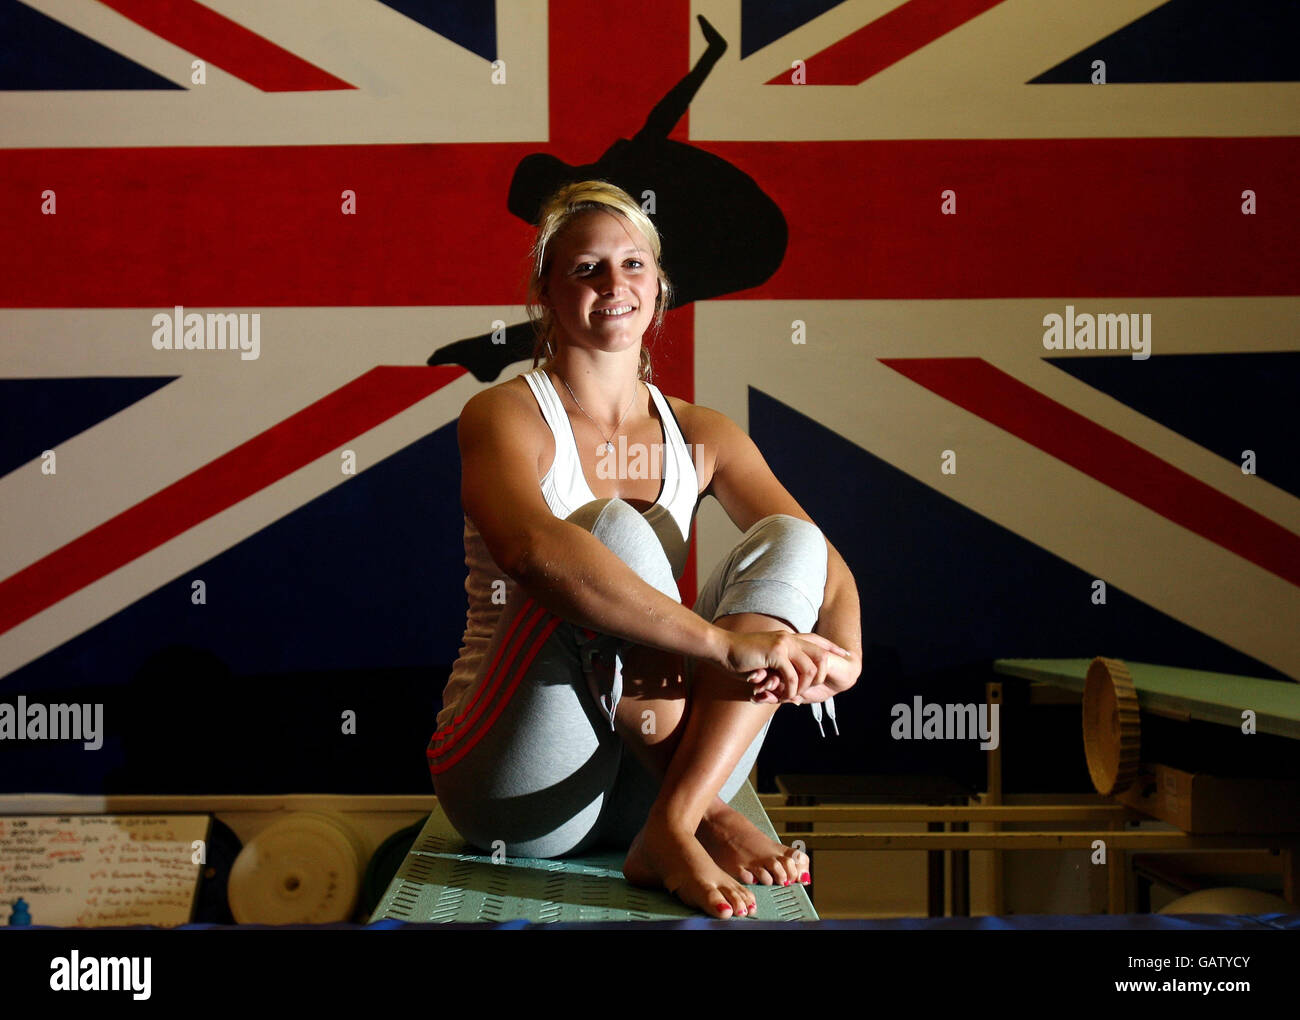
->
<box><xmin>462</xmin><ymin>371</ymin><xmax>540</xmax><ymax>415</ymax></box>
<box><xmin>659</xmin><ymin>392</ymin><xmax>750</xmax><ymax>483</ymax></box>
<box><xmin>660</xmin><ymin>392</ymin><xmax>741</xmax><ymax>442</ymax></box>
<box><xmin>458</xmin><ymin>372</ymin><xmax>547</xmax><ymax>442</ymax></box>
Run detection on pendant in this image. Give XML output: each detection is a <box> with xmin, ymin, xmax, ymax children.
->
<box><xmin>603</xmin><ymin>442</ymin><xmax>614</xmax><ymax>453</ymax></box>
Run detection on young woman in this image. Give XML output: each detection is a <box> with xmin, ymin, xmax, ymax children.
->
<box><xmin>427</xmin><ymin>180</ymin><xmax>862</xmax><ymax>919</ymax></box>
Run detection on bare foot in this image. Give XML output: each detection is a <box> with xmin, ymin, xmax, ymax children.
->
<box><xmin>698</xmin><ymin>798</ymin><xmax>810</xmax><ymax>887</ymax></box>
<box><xmin>624</xmin><ymin>816</ymin><xmax>758</xmax><ymax>919</ymax></box>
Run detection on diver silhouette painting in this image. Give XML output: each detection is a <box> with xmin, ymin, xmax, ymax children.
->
<box><xmin>427</xmin><ymin>15</ymin><xmax>788</xmax><ymax>381</ymax></box>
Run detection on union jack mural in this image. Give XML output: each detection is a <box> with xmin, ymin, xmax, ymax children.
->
<box><xmin>2</xmin><ymin>0</ymin><xmax>1297</xmax><ymax>794</ymax></box>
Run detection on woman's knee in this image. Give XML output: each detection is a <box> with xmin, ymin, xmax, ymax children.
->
<box><xmin>712</xmin><ymin>514</ymin><xmax>829</xmax><ymax>633</ymax></box>
<box><xmin>565</xmin><ymin>497</ymin><xmax>647</xmax><ymax>543</ymax></box>
<box><xmin>746</xmin><ymin>514</ymin><xmax>826</xmax><ymax>557</ymax></box>
<box><xmin>565</xmin><ymin>498</ymin><xmax>678</xmax><ymax>600</ymax></box>
<box><xmin>743</xmin><ymin>515</ymin><xmax>829</xmax><ymax>586</ymax></box>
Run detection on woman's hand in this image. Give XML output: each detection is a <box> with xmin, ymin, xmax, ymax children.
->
<box><xmin>748</xmin><ymin>645</ymin><xmax>860</xmax><ymax>705</ymax></box>
<box><xmin>723</xmin><ymin>630</ymin><xmax>855</xmax><ymax>706</ymax></box>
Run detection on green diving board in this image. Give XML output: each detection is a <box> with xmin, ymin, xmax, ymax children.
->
<box><xmin>994</xmin><ymin>658</ymin><xmax>1300</xmax><ymax>741</ymax></box>
<box><xmin>371</xmin><ymin>782</ymin><xmax>818</xmax><ymax>923</ymax></box>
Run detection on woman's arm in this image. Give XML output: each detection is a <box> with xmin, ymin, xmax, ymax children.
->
<box><xmin>699</xmin><ymin>404</ymin><xmax>863</xmax><ymax>701</ymax></box>
<box><xmin>461</xmin><ymin>387</ymin><xmax>842</xmax><ymax>678</ymax></box>
<box><xmin>815</xmin><ymin>539</ymin><xmax>863</xmax><ymax>688</ymax></box>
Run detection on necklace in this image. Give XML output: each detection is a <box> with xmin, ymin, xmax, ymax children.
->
<box><xmin>552</xmin><ymin>370</ymin><xmax>638</xmax><ymax>454</ymax></box>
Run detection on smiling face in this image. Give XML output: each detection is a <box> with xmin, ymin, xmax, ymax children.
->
<box><xmin>542</xmin><ymin>209</ymin><xmax>661</xmax><ymax>358</ymax></box>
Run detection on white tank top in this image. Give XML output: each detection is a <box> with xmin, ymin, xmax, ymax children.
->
<box><xmin>436</xmin><ymin>369</ymin><xmax>699</xmax><ymax>728</ymax></box>
<box><xmin>522</xmin><ymin>368</ymin><xmax>698</xmax><ymax>574</ymax></box>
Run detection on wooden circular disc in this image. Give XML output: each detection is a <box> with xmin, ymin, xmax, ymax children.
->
<box><xmin>1082</xmin><ymin>656</ymin><xmax>1141</xmax><ymax>795</ymax></box>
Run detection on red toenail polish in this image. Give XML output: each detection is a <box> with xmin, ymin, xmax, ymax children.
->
<box><xmin>801</xmin><ymin>872</ymin><xmax>811</xmax><ymax>883</ymax></box>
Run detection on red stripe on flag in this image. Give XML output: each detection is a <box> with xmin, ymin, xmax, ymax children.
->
<box><xmin>99</xmin><ymin>0</ymin><xmax>354</xmax><ymax>91</ymax></box>
<box><xmin>703</xmin><ymin>137</ymin><xmax>1300</xmax><ymax>299</ymax></box>
<box><xmin>548</xmin><ymin>0</ymin><xmax>691</xmax><ymax>149</ymax></box>
<box><xmin>765</xmin><ymin>0</ymin><xmax>1007</xmax><ymax>85</ymax></box>
<box><xmin>4</xmin><ymin>138</ymin><xmax>1296</xmax><ymax>306</ymax></box>
<box><xmin>882</xmin><ymin>357</ymin><xmax>1300</xmax><ymax>588</ymax></box>
<box><xmin>0</xmin><ymin>144</ymin><xmax>537</xmax><ymax>307</ymax></box>
<box><xmin>0</xmin><ymin>365</ymin><xmax>463</xmax><ymax>636</ymax></box>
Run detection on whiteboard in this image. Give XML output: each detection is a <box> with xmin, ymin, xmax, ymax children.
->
<box><xmin>0</xmin><ymin>815</ymin><xmax>209</xmax><ymax>927</ymax></box>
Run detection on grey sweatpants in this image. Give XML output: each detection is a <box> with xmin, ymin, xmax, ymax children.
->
<box><xmin>428</xmin><ymin>497</ymin><xmax>828</xmax><ymax>859</ymax></box>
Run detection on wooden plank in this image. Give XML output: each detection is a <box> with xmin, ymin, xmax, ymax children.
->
<box><xmin>771</xmin><ymin>831</ymin><xmax>1300</xmax><ymax>850</ymax></box>
<box><xmin>994</xmin><ymin>658</ymin><xmax>1300</xmax><ymax>739</ymax></box>
<box><xmin>987</xmin><ymin>682</ymin><xmax>1005</xmax><ymax>916</ymax></box>
<box><xmin>1132</xmin><ymin>850</ymin><xmax>1282</xmax><ymax>875</ymax></box>
<box><xmin>763</xmin><ymin>804</ymin><xmax>1136</xmax><ymax>822</ymax></box>
<box><xmin>1108</xmin><ymin>849</ymin><xmax>1128</xmax><ymax>914</ymax></box>
<box><xmin>1284</xmin><ymin>848</ymin><xmax>1300</xmax><ymax>907</ymax></box>
<box><xmin>1115</xmin><ymin>764</ymin><xmax>1300</xmax><ymax>833</ymax></box>
<box><xmin>1027</xmin><ymin>683</ymin><xmax>1082</xmax><ymax>705</ymax></box>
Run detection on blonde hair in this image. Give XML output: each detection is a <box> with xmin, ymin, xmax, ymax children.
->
<box><xmin>526</xmin><ymin>180</ymin><xmax>672</xmax><ymax>384</ymax></box>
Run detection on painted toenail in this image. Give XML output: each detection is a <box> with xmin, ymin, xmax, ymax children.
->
<box><xmin>800</xmin><ymin>872</ymin><xmax>810</xmax><ymax>883</ymax></box>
